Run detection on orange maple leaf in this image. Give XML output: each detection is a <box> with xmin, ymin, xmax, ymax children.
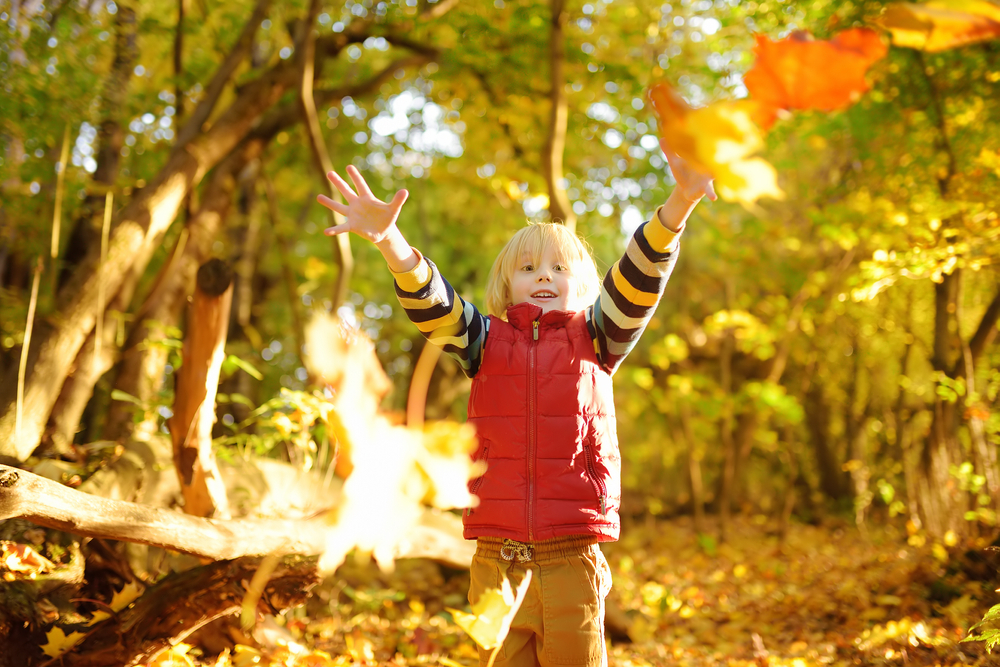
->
<box><xmin>744</xmin><ymin>28</ymin><xmax>888</xmax><ymax>129</ymax></box>
<box><xmin>875</xmin><ymin>1</ymin><xmax>1000</xmax><ymax>52</ymax></box>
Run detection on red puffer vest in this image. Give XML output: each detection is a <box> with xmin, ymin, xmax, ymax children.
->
<box><xmin>464</xmin><ymin>302</ymin><xmax>621</xmax><ymax>543</ymax></box>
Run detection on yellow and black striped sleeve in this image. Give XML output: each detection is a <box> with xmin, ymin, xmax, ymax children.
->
<box><xmin>586</xmin><ymin>212</ymin><xmax>683</xmax><ymax>375</ymax></box>
<box><xmin>391</xmin><ymin>252</ymin><xmax>489</xmax><ymax>379</ymax></box>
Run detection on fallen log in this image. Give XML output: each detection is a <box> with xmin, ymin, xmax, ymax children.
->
<box><xmin>36</xmin><ymin>555</ymin><xmax>318</xmax><ymax>667</ymax></box>
<box><xmin>0</xmin><ymin>464</ymin><xmax>474</xmax><ymax>568</ymax></box>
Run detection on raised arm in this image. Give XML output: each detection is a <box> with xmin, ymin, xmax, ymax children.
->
<box><xmin>587</xmin><ymin>139</ymin><xmax>715</xmax><ymax>374</ymax></box>
<box><xmin>318</xmin><ymin>166</ymin><xmax>489</xmax><ymax>378</ymax></box>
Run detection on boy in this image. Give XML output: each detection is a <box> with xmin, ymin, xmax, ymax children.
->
<box><xmin>318</xmin><ymin>139</ymin><xmax>714</xmax><ymax>666</ymax></box>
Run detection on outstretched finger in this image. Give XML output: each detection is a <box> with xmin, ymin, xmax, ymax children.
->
<box><xmin>326</xmin><ymin>170</ymin><xmax>358</xmax><ymax>200</ymax></box>
<box><xmin>346</xmin><ymin>164</ymin><xmax>375</xmax><ymax>199</ymax></box>
<box><xmin>317</xmin><ymin>194</ymin><xmax>349</xmax><ymax>215</ymax></box>
<box><xmin>323</xmin><ymin>222</ymin><xmax>351</xmax><ymax>236</ymax></box>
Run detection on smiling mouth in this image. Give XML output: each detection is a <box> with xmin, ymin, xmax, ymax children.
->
<box><xmin>531</xmin><ymin>291</ymin><xmax>558</xmax><ymax>299</ymax></box>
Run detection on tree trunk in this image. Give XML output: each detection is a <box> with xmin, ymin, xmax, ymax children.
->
<box><xmin>718</xmin><ymin>330</ymin><xmax>736</xmax><ymax>539</ymax></box>
<box><xmin>543</xmin><ymin>0</ymin><xmax>576</xmax><ymax>232</ymax></box>
<box><xmin>167</xmin><ymin>260</ymin><xmax>234</xmax><ymax>519</ymax></box>
<box><xmin>804</xmin><ymin>382</ymin><xmax>851</xmax><ymax>501</ymax></box>
<box><xmin>105</xmin><ymin>141</ymin><xmax>264</xmax><ymax>444</ymax></box>
<box><xmin>918</xmin><ymin>271</ymin><xmax>964</xmax><ymax>536</ymax></box>
<box><xmin>680</xmin><ymin>401</ymin><xmax>705</xmax><ymax>534</ymax></box>
<box><xmin>45</xmin><ymin>294</ymin><xmax>124</xmax><ymax>455</ymax></box>
<box><xmin>57</xmin><ymin>2</ymin><xmax>137</xmax><ymax>291</ymax></box>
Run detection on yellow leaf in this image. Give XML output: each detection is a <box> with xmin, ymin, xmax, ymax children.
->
<box><xmin>109</xmin><ymin>580</ymin><xmax>144</xmax><ymax>612</ymax></box>
<box><xmin>876</xmin><ymin>1</ymin><xmax>1000</xmax><ymax>52</ymax></box>
<box><xmin>148</xmin><ymin>643</ymin><xmax>196</xmax><ymax>667</ymax></box>
<box><xmin>648</xmin><ymin>84</ymin><xmax>784</xmax><ymax>205</ymax></box>
<box><xmin>449</xmin><ymin>569</ymin><xmax>533</xmax><ymax>650</ymax></box>
<box><xmin>41</xmin><ymin>626</ymin><xmax>87</xmax><ymax>658</ymax></box>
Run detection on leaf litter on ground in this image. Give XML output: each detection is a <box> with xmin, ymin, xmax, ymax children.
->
<box><xmin>106</xmin><ymin>517</ymin><xmax>999</xmax><ymax>666</ymax></box>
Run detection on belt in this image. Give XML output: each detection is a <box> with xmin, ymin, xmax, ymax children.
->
<box><xmin>475</xmin><ymin>535</ymin><xmax>599</xmax><ymax>563</ymax></box>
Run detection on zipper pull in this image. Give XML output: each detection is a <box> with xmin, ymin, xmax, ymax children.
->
<box><xmin>533</xmin><ymin>320</ymin><xmax>539</xmax><ymax>340</ymax></box>
<box><xmin>599</xmin><ymin>496</ymin><xmax>607</xmax><ymax>516</ymax></box>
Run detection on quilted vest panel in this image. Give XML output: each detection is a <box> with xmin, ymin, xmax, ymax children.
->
<box><xmin>464</xmin><ymin>302</ymin><xmax>621</xmax><ymax>543</ymax></box>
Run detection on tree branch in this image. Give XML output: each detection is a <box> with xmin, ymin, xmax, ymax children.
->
<box><xmin>0</xmin><ymin>464</ymin><xmax>473</xmax><ymax>568</ymax></box>
<box><xmin>962</xmin><ymin>282</ymin><xmax>1000</xmax><ymax>366</ymax></box>
<box><xmin>174</xmin><ymin>0</ymin><xmax>272</xmax><ymax>149</ymax></box>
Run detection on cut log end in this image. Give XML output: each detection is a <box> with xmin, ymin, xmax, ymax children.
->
<box><xmin>0</xmin><ymin>469</ymin><xmax>19</xmax><ymax>488</ymax></box>
<box><xmin>196</xmin><ymin>259</ymin><xmax>233</xmax><ymax>297</ymax></box>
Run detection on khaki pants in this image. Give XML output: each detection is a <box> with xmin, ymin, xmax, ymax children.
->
<box><xmin>468</xmin><ymin>536</ymin><xmax>612</xmax><ymax>667</ymax></box>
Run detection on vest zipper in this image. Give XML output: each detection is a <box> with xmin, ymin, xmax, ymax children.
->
<box><xmin>527</xmin><ymin>319</ymin><xmax>539</xmax><ymax>541</ymax></box>
<box><xmin>584</xmin><ymin>442</ymin><xmax>608</xmax><ymax>516</ymax></box>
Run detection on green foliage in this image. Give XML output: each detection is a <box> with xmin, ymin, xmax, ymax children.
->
<box><xmin>963</xmin><ymin>603</ymin><xmax>1000</xmax><ymax>654</ymax></box>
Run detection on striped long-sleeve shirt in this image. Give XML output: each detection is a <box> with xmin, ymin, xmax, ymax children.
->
<box><xmin>391</xmin><ymin>214</ymin><xmax>683</xmax><ymax>378</ymax></box>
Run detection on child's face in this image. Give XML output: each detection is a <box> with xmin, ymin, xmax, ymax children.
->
<box><xmin>508</xmin><ymin>244</ymin><xmax>580</xmax><ymax>314</ymax></box>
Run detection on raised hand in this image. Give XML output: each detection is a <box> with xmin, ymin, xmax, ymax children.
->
<box><xmin>660</xmin><ymin>137</ymin><xmax>717</xmax><ymax>203</ymax></box>
<box><xmin>317</xmin><ymin>165</ymin><xmax>409</xmax><ymax>244</ymax></box>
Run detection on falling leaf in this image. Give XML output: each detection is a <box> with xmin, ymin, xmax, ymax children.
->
<box><xmin>743</xmin><ymin>29</ymin><xmax>888</xmax><ymax>128</ymax></box>
<box><xmin>305</xmin><ymin>314</ymin><xmax>481</xmax><ymax>574</ymax></box>
<box><xmin>648</xmin><ymin>83</ymin><xmax>784</xmax><ymax>205</ymax></box>
<box><xmin>41</xmin><ymin>626</ymin><xmax>87</xmax><ymax>658</ymax></box>
<box><xmin>876</xmin><ymin>1</ymin><xmax>1000</xmax><ymax>52</ymax></box>
<box><xmin>449</xmin><ymin>569</ymin><xmax>533</xmax><ymax>650</ymax></box>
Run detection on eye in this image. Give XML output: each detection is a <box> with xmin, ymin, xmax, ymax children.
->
<box><xmin>521</xmin><ymin>264</ymin><xmax>534</xmax><ymax>272</ymax></box>
<box><xmin>553</xmin><ymin>264</ymin><xmax>566</xmax><ymax>271</ymax></box>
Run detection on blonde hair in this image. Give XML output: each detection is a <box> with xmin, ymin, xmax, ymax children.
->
<box><xmin>484</xmin><ymin>223</ymin><xmax>601</xmax><ymax>319</ymax></box>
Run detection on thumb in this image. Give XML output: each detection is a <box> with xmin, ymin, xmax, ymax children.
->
<box><xmin>705</xmin><ymin>179</ymin><xmax>718</xmax><ymax>202</ymax></box>
<box><xmin>389</xmin><ymin>189</ymin><xmax>409</xmax><ymax>212</ymax></box>
<box><xmin>324</xmin><ymin>222</ymin><xmax>351</xmax><ymax>236</ymax></box>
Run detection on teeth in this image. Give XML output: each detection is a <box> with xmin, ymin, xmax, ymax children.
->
<box><xmin>533</xmin><ymin>292</ymin><xmax>556</xmax><ymax>298</ymax></box>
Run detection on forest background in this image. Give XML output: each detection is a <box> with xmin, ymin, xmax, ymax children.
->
<box><xmin>1</xmin><ymin>0</ymin><xmax>1000</xmax><ymax>665</ymax></box>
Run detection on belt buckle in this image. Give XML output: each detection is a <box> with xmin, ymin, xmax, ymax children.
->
<box><xmin>499</xmin><ymin>538</ymin><xmax>534</xmax><ymax>562</ymax></box>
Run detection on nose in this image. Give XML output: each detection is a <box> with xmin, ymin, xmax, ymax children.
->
<box><xmin>537</xmin><ymin>268</ymin><xmax>552</xmax><ymax>282</ymax></box>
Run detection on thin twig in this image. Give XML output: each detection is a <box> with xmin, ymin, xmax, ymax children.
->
<box><xmin>16</xmin><ymin>258</ymin><xmax>43</xmax><ymax>449</ymax></box>
<box><xmin>241</xmin><ymin>553</ymin><xmax>280</xmax><ymax>630</ymax></box>
<box><xmin>50</xmin><ymin>124</ymin><xmax>71</xmax><ymax>262</ymax></box>
<box><xmin>297</xmin><ymin>0</ymin><xmax>353</xmax><ymax>312</ymax></box>
<box><xmin>406</xmin><ymin>341</ymin><xmax>442</xmax><ymax>429</ymax></box>
<box><xmin>94</xmin><ymin>192</ymin><xmax>113</xmax><ymax>374</ymax></box>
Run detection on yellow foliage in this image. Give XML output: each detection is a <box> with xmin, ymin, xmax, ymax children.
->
<box><xmin>148</xmin><ymin>643</ymin><xmax>197</xmax><ymax>667</ymax></box>
<box><xmin>877</xmin><ymin>1</ymin><xmax>1000</xmax><ymax>52</ymax></box>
